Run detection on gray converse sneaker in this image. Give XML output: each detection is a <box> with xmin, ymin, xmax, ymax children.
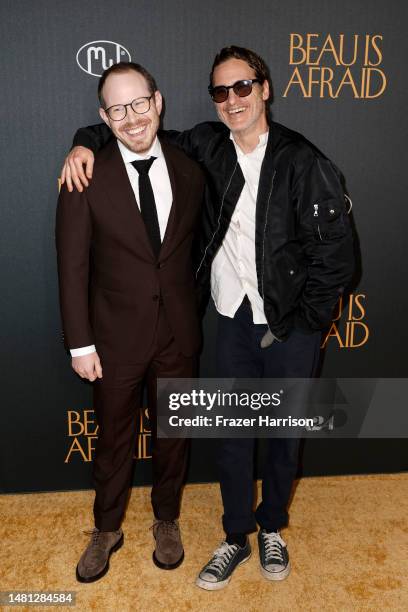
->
<box><xmin>258</xmin><ymin>530</ymin><xmax>291</xmax><ymax>580</ymax></box>
<box><xmin>76</xmin><ymin>528</ymin><xmax>123</xmax><ymax>583</ymax></box>
<box><xmin>196</xmin><ymin>539</ymin><xmax>251</xmax><ymax>590</ymax></box>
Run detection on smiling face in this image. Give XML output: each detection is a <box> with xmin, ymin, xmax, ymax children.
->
<box><xmin>211</xmin><ymin>58</ymin><xmax>269</xmax><ymax>141</ymax></box>
<box><xmin>99</xmin><ymin>70</ymin><xmax>162</xmax><ymax>154</ymax></box>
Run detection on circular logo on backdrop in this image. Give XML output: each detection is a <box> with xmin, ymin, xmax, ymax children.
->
<box><xmin>76</xmin><ymin>40</ymin><xmax>131</xmax><ymax>77</ymax></box>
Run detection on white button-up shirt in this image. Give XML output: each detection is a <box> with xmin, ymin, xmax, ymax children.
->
<box><xmin>70</xmin><ymin>136</ymin><xmax>172</xmax><ymax>357</ymax></box>
<box><xmin>211</xmin><ymin>131</ymin><xmax>269</xmax><ymax>325</ymax></box>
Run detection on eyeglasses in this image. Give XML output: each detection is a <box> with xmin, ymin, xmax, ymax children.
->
<box><xmin>104</xmin><ymin>95</ymin><xmax>153</xmax><ymax>121</ymax></box>
<box><xmin>208</xmin><ymin>79</ymin><xmax>262</xmax><ymax>103</ymax></box>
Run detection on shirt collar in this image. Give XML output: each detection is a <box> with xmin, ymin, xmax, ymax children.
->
<box><xmin>230</xmin><ymin>130</ymin><xmax>269</xmax><ymax>157</ymax></box>
<box><xmin>117</xmin><ymin>136</ymin><xmax>162</xmax><ymax>164</ymax></box>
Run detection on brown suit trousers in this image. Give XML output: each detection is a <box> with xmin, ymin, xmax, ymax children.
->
<box><xmin>93</xmin><ymin>304</ymin><xmax>196</xmax><ymax>531</ymax></box>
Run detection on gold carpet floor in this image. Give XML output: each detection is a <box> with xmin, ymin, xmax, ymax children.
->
<box><xmin>1</xmin><ymin>474</ymin><xmax>407</xmax><ymax>612</ymax></box>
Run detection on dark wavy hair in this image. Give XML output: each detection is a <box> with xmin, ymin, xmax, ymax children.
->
<box><xmin>209</xmin><ymin>46</ymin><xmax>273</xmax><ymax>121</ymax></box>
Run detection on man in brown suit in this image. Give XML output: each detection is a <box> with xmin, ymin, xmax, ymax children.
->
<box><xmin>56</xmin><ymin>62</ymin><xmax>204</xmax><ymax>582</ymax></box>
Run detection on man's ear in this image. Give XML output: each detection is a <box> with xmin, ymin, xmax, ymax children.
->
<box><xmin>99</xmin><ymin>107</ymin><xmax>110</xmax><ymax>126</ymax></box>
<box><xmin>154</xmin><ymin>90</ymin><xmax>163</xmax><ymax>116</ymax></box>
<box><xmin>262</xmin><ymin>80</ymin><xmax>270</xmax><ymax>101</ymax></box>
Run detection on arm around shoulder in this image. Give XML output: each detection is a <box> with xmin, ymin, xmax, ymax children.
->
<box><xmin>72</xmin><ymin>122</ymin><xmax>112</xmax><ymax>152</ymax></box>
<box><xmin>162</xmin><ymin>122</ymin><xmax>225</xmax><ymax>163</ymax></box>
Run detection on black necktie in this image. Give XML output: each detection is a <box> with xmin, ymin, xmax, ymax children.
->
<box><xmin>131</xmin><ymin>157</ymin><xmax>161</xmax><ymax>257</ymax></box>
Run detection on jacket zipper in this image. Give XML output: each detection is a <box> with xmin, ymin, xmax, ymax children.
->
<box><xmin>260</xmin><ymin>170</ymin><xmax>276</xmax><ymax>298</ymax></box>
<box><xmin>195</xmin><ymin>161</ymin><xmax>238</xmax><ymax>278</ymax></box>
<box><xmin>314</xmin><ymin>203</ymin><xmax>323</xmax><ymax>240</ymax></box>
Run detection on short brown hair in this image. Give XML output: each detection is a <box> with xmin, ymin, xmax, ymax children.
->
<box><xmin>98</xmin><ymin>61</ymin><xmax>157</xmax><ymax>107</ymax></box>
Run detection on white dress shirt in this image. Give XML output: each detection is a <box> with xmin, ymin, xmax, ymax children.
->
<box><xmin>211</xmin><ymin>131</ymin><xmax>269</xmax><ymax>325</ymax></box>
<box><xmin>70</xmin><ymin>136</ymin><xmax>172</xmax><ymax>357</ymax></box>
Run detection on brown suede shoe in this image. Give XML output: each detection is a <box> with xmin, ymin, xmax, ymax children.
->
<box><xmin>152</xmin><ymin>520</ymin><xmax>184</xmax><ymax>570</ymax></box>
<box><xmin>76</xmin><ymin>528</ymin><xmax>123</xmax><ymax>583</ymax></box>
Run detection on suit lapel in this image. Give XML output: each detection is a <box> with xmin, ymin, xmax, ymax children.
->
<box><xmin>97</xmin><ymin>138</ymin><xmax>192</xmax><ymax>261</ymax></box>
<box><xmin>159</xmin><ymin>139</ymin><xmax>192</xmax><ymax>261</ymax></box>
<box><xmin>98</xmin><ymin>140</ymin><xmax>155</xmax><ymax>258</ymax></box>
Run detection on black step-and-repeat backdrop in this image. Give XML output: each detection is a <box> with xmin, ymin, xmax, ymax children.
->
<box><xmin>1</xmin><ymin>0</ymin><xmax>407</xmax><ymax>493</ymax></box>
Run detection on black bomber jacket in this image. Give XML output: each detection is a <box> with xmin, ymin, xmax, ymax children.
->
<box><xmin>73</xmin><ymin>120</ymin><xmax>355</xmax><ymax>341</ymax></box>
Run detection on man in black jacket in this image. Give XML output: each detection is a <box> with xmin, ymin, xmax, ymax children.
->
<box><xmin>61</xmin><ymin>46</ymin><xmax>354</xmax><ymax>590</ymax></box>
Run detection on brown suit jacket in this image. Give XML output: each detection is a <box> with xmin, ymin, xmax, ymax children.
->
<box><xmin>56</xmin><ymin>138</ymin><xmax>205</xmax><ymax>363</ymax></box>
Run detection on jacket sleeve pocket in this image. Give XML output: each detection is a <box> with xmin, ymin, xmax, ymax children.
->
<box><xmin>313</xmin><ymin>197</ymin><xmax>348</xmax><ymax>241</ymax></box>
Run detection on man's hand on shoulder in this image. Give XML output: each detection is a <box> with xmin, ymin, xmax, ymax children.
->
<box><xmin>72</xmin><ymin>351</ymin><xmax>102</xmax><ymax>382</ymax></box>
<box><xmin>61</xmin><ymin>146</ymin><xmax>94</xmax><ymax>193</ymax></box>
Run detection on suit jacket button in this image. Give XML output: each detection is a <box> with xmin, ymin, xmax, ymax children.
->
<box><xmin>157</xmin><ymin>262</ymin><xmax>162</xmax><ymax>269</ymax></box>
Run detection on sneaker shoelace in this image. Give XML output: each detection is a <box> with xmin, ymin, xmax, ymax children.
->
<box><xmin>205</xmin><ymin>542</ymin><xmax>239</xmax><ymax>575</ymax></box>
<box><xmin>262</xmin><ymin>531</ymin><xmax>286</xmax><ymax>563</ymax></box>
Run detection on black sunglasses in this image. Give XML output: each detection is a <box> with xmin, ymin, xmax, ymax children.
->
<box><xmin>208</xmin><ymin>79</ymin><xmax>262</xmax><ymax>103</ymax></box>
